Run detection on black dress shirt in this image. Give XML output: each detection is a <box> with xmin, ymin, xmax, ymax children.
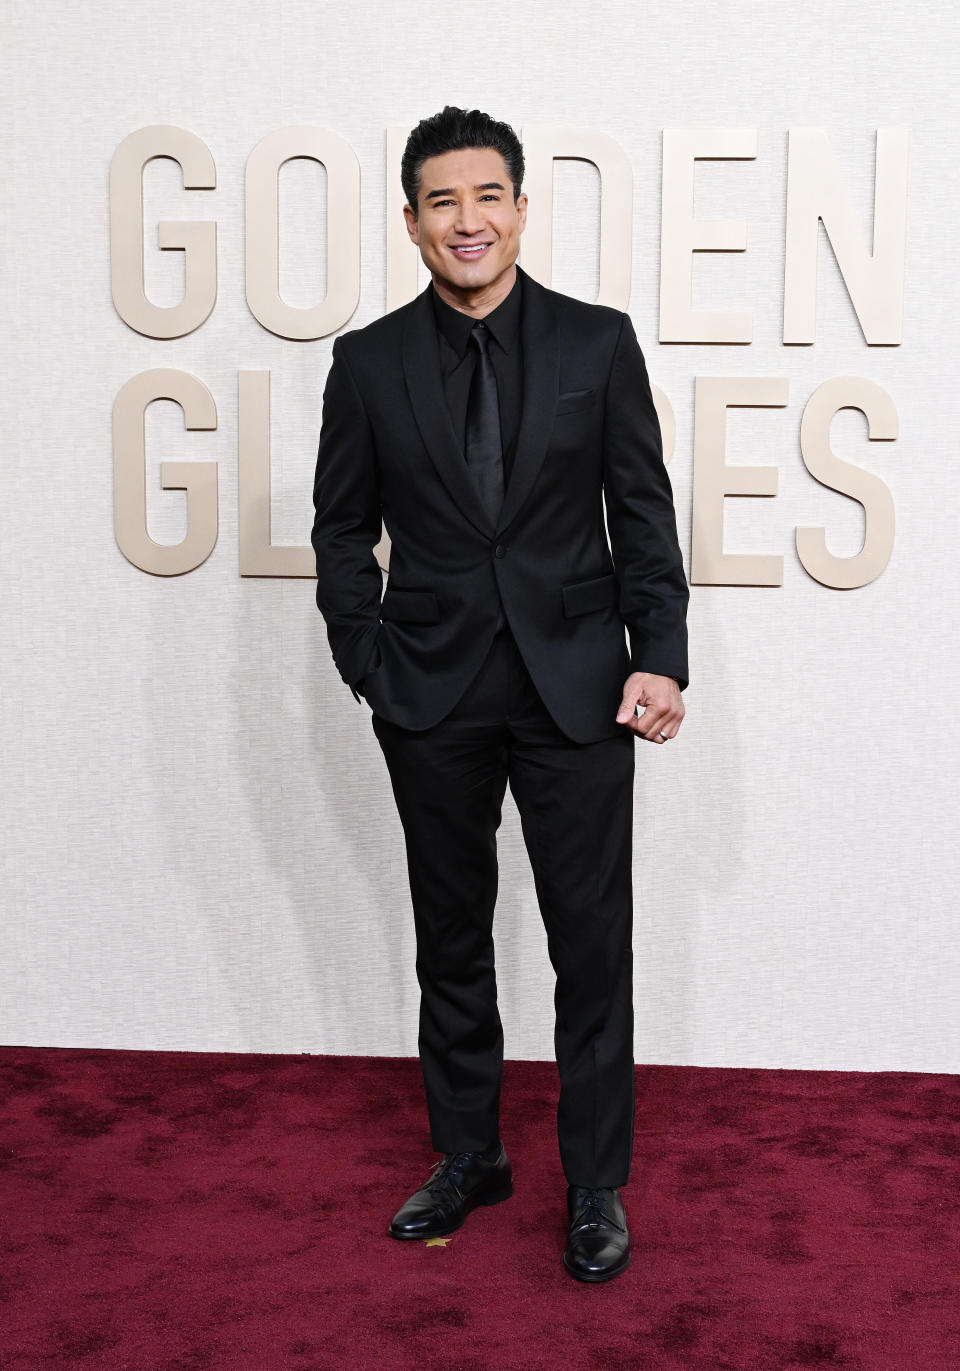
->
<box><xmin>430</xmin><ymin>268</ymin><xmax>524</xmax><ymax>489</ymax></box>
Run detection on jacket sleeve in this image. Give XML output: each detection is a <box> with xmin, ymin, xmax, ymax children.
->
<box><xmin>602</xmin><ymin>312</ymin><xmax>690</xmax><ymax>691</ymax></box>
<box><xmin>311</xmin><ymin>335</ymin><xmax>384</xmax><ymax>701</ymax></box>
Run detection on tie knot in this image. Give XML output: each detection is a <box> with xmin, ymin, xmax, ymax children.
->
<box><xmin>470</xmin><ymin>321</ymin><xmax>491</xmax><ymax>353</ymax></box>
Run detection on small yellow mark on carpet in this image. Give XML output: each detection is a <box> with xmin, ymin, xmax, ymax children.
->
<box><xmin>423</xmin><ymin>1237</ymin><xmax>452</xmax><ymax>1247</ymax></box>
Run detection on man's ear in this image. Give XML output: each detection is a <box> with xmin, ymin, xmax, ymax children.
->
<box><xmin>403</xmin><ymin>203</ymin><xmax>420</xmax><ymax>245</ymax></box>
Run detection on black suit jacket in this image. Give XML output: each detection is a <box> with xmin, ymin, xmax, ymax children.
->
<box><xmin>311</xmin><ymin>264</ymin><xmax>689</xmax><ymax>745</ymax></box>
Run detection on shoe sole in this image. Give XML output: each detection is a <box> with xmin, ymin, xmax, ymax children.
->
<box><xmin>388</xmin><ymin>1178</ymin><xmax>514</xmax><ymax>1240</ymax></box>
<box><xmin>562</xmin><ymin>1248</ymin><xmax>631</xmax><ymax>1282</ymax></box>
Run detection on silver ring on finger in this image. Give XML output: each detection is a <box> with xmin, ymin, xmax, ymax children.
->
<box><xmin>658</xmin><ymin>730</ymin><xmax>669</xmax><ymax>741</ymax></box>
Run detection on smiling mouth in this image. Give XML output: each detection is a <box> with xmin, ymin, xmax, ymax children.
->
<box><xmin>449</xmin><ymin>243</ymin><xmax>493</xmax><ymax>259</ymax></box>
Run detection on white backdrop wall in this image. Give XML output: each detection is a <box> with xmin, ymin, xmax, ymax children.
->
<box><xmin>3</xmin><ymin>0</ymin><xmax>958</xmax><ymax>1070</ymax></box>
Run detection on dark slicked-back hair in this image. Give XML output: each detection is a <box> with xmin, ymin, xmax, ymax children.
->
<box><xmin>401</xmin><ymin>105</ymin><xmax>525</xmax><ymax>219</ymax></box>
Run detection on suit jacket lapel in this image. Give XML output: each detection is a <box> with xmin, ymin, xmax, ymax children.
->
<box><xmin>495</xmin><ymin>266</ymin><xmax>559</xmax><ymax>536</ymax></box>
<box><xmin>402</xmin><ymin>287</ymin><xmax>495</xmax><ymax>539</ymax></box>
<box><xmin>401</xmin><ymin>264</ymin><xmax>560</xmax><ymax>540</ymax></box>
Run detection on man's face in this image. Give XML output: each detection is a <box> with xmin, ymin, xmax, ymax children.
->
<box><xmin>403</xmin><ymin>146</ymin><xmax>527</xmax><ymax>296</ymax></box>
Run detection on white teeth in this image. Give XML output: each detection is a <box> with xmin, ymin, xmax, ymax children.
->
<box><xmin>453</xmin><ymin>245</ymin><xmax>488</xmax><ymax>253</ymax></box>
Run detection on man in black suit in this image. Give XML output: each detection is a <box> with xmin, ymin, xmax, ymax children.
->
<box><xmin>312</xmin><ymin>106</ymin><xmax>688</xmax><ymax>1283</ymax></box>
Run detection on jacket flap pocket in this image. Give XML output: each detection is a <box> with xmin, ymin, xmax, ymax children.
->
<box><xmin>561</xmin><ymin>571</ymin><xmax>619</xmax><ymax>618</ymax></box>
<box><xmin>555</xmin><ymin>387</ymin><xmax>597</xmax><ymax>416</ymax></box>
<box><xmin>379</xmin><ymin>588</ymin><xmax>441</xmax><ymax>623</ymax></box>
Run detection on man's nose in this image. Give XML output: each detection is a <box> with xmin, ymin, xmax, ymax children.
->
<box><xmin>454</xmin><ymin>202</ymin><xmax>485</xmax><ymax>235</ymax></box>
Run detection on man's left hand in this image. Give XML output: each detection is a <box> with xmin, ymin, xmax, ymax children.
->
<box><xmin>615</xmin><ymin>672</ymin><xmax>684</xmax><ymax>744</ymax></box>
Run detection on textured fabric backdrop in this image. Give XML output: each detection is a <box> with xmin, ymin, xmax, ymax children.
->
<box><xmin>2</xmin><ymin>0</ymin><xmax>957</xmax><ymax>1068</ymax></box>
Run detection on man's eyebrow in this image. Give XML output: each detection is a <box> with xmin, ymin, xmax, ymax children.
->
<box><xmin>424</xmin><ymin>182</ymin><xmax>506</xmax><ymax>201</ymax></box>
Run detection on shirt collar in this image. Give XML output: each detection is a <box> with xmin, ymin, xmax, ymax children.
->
<box><xmin>430</xmin><ymin>268</ymin><xmax>523</xmax><ymax>359</ymax></box>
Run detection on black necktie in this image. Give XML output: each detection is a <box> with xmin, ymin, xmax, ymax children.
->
<box><xmin>465</xmin><ymin>322</ymin><xmax>504</xmax><ymax>526</ymax></box>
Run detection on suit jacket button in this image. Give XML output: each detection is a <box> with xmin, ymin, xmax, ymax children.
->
<box><xmin>494</xmin><ymin>544</ymin><xmax>507</xmax><ymax>558</ymax></box>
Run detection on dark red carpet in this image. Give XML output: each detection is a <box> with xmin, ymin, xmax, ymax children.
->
<box><xmin>0</xmin><ymin>1047</ymin><xmax>957</xmax><ymax>1369</ymax></box>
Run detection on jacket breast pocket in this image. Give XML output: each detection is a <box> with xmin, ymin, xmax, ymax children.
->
<box><xmin>560</xmin><ymin>571</ymin><xmax>619</xmax><ymax>618</ymax></box>
<box><xmin>379</xmin><ymin>587</ymin><xmax>441</xmax><ymax>623</ymax></box>
<box><xmin>554</xmin><ymin>387</ymin><xmax>597</xmax><ymax>417</ymax></box>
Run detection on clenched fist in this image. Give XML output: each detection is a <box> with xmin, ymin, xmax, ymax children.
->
<box><xmin>615</xmin><ymin>672</ymin><xmax>684</xmax><ymax>744</ymax></box>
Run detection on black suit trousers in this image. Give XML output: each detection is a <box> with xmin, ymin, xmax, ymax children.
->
<box><xmin>370</xmin><ymin>621</ymin><xmax>636</xmax><ymax>1188</ymax></box>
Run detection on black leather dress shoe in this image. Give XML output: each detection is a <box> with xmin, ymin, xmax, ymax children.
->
<box><xmin>388</xmin><ymin>1143</ymin><xmax>513</xmax><ymax>1240</ymax></box>
<box><xmin>563</xmin><ymin>1185</ymin><xmax>631</xmax><ymax>1282</ymax></box>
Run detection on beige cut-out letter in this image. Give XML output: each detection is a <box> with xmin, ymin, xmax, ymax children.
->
<box><xmin>660</xmin><ymin>129</ymin><xmax>757</xmax><ymax>343</ymax></box>
<box><xmin>784</xmin><ymin>129</ymin><xmax>908</xmax><ymax>344</ymax></box>
<box><xmin>691</xmin><ymin>377</ymin><xmax>788</xmax><ymax>585</ymax></box>
<box><xmin>238</xmin><ymin>371</ymin><xmax>390</xmax><ymax>577</ymax></box>
<box><xmin>238</xmin><ymin>371</ymin><xmax>313</xmax><ymax>576</ymax></box>
<box><xmin>110</xmin><ymin>126</ymin><xmax>217</xmax><ymax>339</ymax></box>
<box><xmin>796</xmin><ymin>377</ymin><xmax>896</xmax><ymax>588</ymax></box>
<box><xmin>519</xmin><ymin>127</ymin><xmax>633</xmax><ymax>307</ymax></box>
<box><xmin>246</xmin><ymin>127</ymin><xmax>360</xmax><ymax>339</ymax></box>
<box><xmin>113</xmin><ymin>369</ymin><xmax>218</xmax><ymax>575</ymax></box>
